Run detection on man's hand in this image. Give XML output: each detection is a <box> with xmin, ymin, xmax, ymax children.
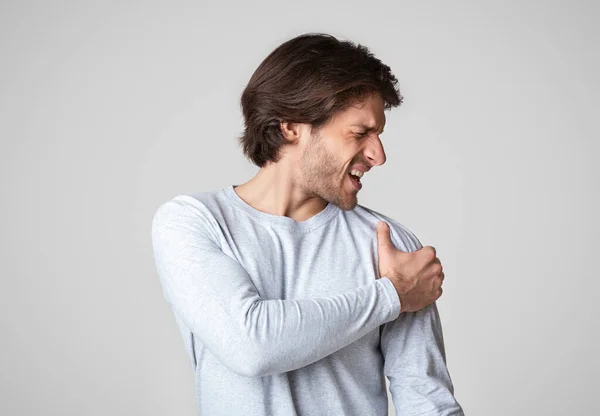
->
<box><xmin>376</xmin><ymin>221</ymin><xmax>444</xmax><ymax>313</ymax></box>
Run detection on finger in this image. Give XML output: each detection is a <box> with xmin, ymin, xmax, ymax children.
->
<box><xmin>376</xmin><ymin>222</ymin><xmax>394</xmax><ymax>251</ymax></box>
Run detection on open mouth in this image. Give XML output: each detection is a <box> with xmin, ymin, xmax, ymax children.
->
<box><xmin>348</xmin><ymin>171</ymin><xmax>362</xmax><ymax>190</ymax></box>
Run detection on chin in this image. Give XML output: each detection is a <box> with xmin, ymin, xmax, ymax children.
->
<box><xmin>341</xmin><ymin>201</ymin><xmax>358</xmax><ymax>211</ymax></box>
<box><xmin>335</xmin><ymin>194</ymin><xmax>358</xmax><ymax>211</ymax></box>
<box><xmin>317</xmin><ymin>184</ymin><xmax>357</xmax><ymax>211</ymax></box>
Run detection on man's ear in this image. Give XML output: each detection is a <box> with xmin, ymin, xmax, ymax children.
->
<box><xmin>280</xmin><ymin>120</ymin><xmax>303</xmax><ymax>144</ymax></box>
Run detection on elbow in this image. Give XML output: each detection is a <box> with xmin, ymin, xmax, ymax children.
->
<box><xmin>223</xmin><ymin>346</ymin><xmax>272</xmax><ymax>378</ymax></box>
<box><xmin>219</xmin><ymin>301</ymin><xmax>285</xmax><ymax>377</ymax></box>
<box><xmin>226</xmin><ymin>301</ymin><xmax>283</xmax><ymax>377</ymax></box>
<box><xmin>233</xmin><ymin>361</ymin><xmax>268</xmax><ymax>378</ymax></box>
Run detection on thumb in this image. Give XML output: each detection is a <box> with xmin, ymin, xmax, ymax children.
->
<box><xmin>376</xmin><ymin>221</ymin><xmax>394</xmax><ymax>252</ymax></box>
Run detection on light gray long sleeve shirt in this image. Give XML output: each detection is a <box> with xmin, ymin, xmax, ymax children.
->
<box><xmin>151</xmin><ymin>185</ymin><xmax>464</xmax><ymax>415</ymax></box>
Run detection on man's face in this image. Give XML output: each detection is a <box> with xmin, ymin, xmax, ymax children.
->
<box><xmin>298</xmin><ymin>93</ymin><xmax>387</xmax><ymax>210</ymax></box>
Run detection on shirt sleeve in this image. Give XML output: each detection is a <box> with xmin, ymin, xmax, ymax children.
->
<box><xmin>379</xmin><ymin>221</ymin><xmax>465</xmax><ymax>415</ymax></box>
<box><xmin>151</xmin><ymin>196</ymin><xmax>401</xmax><ymax>378</ymax></box>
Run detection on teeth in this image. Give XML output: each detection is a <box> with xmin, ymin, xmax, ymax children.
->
<box><xmin>350</xmin><ymin>169</ymin><xmax>364</xmax><ymax>178</ymax></box>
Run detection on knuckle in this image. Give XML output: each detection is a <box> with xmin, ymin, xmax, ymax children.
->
<box><xmin>423</xmin><ymin>246</ymin><xmax>436</xmax><ymax>261</ymax></box>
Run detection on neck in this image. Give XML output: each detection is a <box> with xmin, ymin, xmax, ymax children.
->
<box><xmin>233</xmin><ymin>160</ymin><xmax>328</xmax><ymax>222</ymax></box>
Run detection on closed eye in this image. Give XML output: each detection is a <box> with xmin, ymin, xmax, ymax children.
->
<box><xmin>353</xmin><ymin>131</ymin><xmax>368</xmax><ymax>138</ymax></box>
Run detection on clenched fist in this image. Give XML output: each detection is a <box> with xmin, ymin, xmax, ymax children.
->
<box><xmin>376</xmin><ymin>221</ymin><xmax>444</xmax><ymax>313</ymax></box>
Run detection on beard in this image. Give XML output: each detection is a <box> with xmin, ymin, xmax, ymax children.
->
<box><xmin>298</xmin><ymin>131</ymin><xmax>359</xmax><ymax>211</ymax></box>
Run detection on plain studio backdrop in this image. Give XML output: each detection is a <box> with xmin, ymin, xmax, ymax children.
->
<box><xmin>1</xmin><ymin>1</ymin><xmax>598</xmax><ymax>415</ymax></box>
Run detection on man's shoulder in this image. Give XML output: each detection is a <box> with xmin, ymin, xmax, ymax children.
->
<box><xmin>152</xmin><ymin>187</ymin><xmax>228</xmax><ymax>235</ymax></box>
<box><xmin>353</xmin><ymin>204</ymin><xmax>423</xmax><ymax>252</ymax></box>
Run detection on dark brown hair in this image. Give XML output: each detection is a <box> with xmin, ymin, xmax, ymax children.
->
<box><xmin>238</xmin><ymin>32</ymin><xmax>403</xmax><ymax>167</ymax></box>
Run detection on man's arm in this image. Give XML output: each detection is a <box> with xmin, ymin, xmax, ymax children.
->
<box><xmin>380</xmin><ymin>220</ymin><xmax>464</xmax><ymax>415</ymax></box>
<box><xmin>151</xmin><ymin>196</ymin><xmax>401</xmax><ymax>378</ymax></box>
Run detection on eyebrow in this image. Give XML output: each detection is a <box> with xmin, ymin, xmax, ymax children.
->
<box><xmin>351</xmin><ymin>124</ymin><xmax>385</xmax><ymax>134</ymax></box>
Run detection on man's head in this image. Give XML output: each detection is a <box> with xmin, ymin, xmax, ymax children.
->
<box><xmin>238</xmin><ymin>33</ymin><xmax>403</xmax><ymax>210</ymax></box>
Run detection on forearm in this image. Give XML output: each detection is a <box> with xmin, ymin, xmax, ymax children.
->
<box><xmin>166</xmin><ymin>271</ymin><xmax>399</xmax><ymax>377</ymax></box>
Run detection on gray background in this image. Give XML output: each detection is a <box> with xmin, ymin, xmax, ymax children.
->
<box><xmin>1</xmin><ymin>1</ymin><xmax>598</xmax><ymax>415</ymax></box>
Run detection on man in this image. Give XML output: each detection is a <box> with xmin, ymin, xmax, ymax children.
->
<box><xmin>151</xmin><ymin>32</ymin><xmax>464</xmax><ymax>415</ymax></box>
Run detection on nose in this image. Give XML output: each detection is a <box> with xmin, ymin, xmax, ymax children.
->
<box><xmin>364</xmin><ymin>135</ymin><xmax>386</xmax><ymax>166</ymax></box>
